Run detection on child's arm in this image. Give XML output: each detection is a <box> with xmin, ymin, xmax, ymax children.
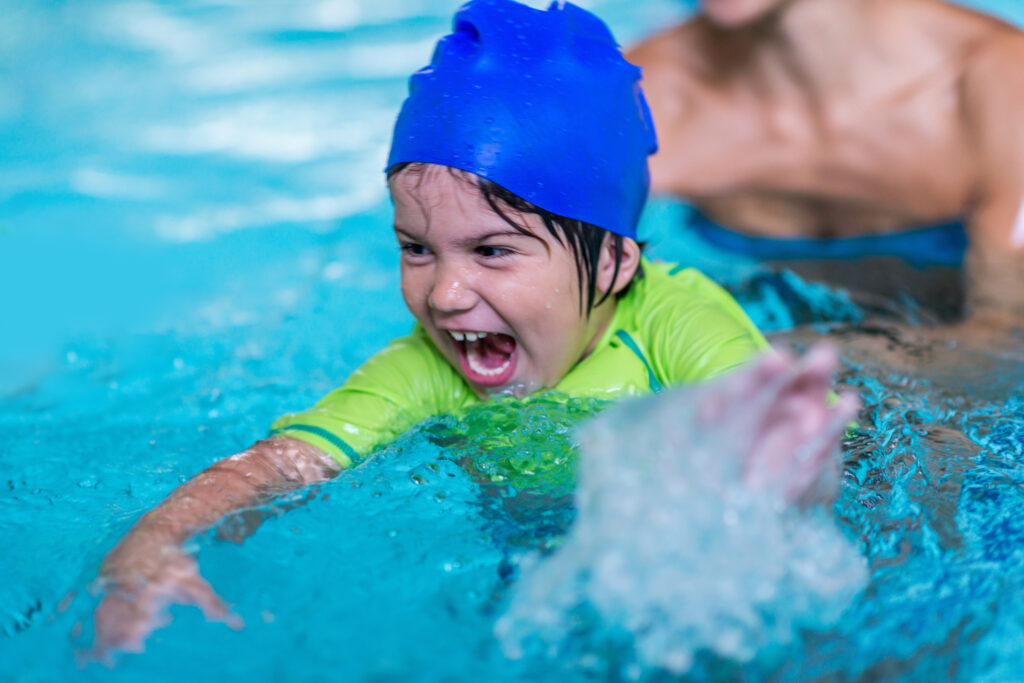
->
<box><xmin>92</xmin><ymin>437</ymin><xmax>339</xmax><ymax>657</ymax></box>
<box><xmin>91</xmin><ymin>330</ymin><xmax>466</xmax><ymax>657</ymax></box>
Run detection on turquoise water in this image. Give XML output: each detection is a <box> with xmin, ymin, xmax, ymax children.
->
<box><xmin>4</xmin><ymin>0</ymin><xmax>1024</xmax><ymax>681</ymax></box>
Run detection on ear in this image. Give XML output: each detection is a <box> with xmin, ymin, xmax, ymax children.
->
<box><xmin>595</xmin><ymin>236</ymin><xmax>641</xmax><ymax>296</ymax></box>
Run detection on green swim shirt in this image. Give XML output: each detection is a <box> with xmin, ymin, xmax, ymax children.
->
<box><xmin>270</xmin><ymin>259</ymin><xmax>769</xmax><ymax>467</ymax></box>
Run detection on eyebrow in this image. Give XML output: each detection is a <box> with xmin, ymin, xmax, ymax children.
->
<box><xmin>393</xmin><ymin>227</ymin><xmax>538</xmax><ymax>246</ymax></box>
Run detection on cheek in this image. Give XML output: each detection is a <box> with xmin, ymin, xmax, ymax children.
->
<box><xmin>399</xmin><ymin>268</ymin><xmax>425</xmax><ymax>314</ymax></box>
<box><xmin>550</xmin><ymin>267</ymin><xmax>582</xmax><ymax>318</ymax></box>
<box><xmin>540</xmin><ymin>279</ymin><xmax>588</xmax><ymax>348</ymax></box>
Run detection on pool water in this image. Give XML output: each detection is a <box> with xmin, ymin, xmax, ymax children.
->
<box><xmin>4</xmin><ymin>0</ymin><xmax>1024</xmax><ymax>681</ymax></box>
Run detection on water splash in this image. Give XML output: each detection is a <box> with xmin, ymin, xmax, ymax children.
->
<box><xmin>497</xmin><ymin>384</ymin><xmax>867</xmax><ymax>677</ymax></box>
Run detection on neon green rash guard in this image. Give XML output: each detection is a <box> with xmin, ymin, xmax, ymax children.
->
<box><xmin>270</xmin><ymin>259</ymin><xmax>769</xmax><ymax>468</ymax></box>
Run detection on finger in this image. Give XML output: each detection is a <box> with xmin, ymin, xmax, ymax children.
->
<box><xmin>832</xmin><ymin>392</ymin><xmax>861</xmax><ymax>425</ymax></box>
<box><xmin>786</xmin><ymin>395</ymin><xmax>860</xmax><ymax>503</ymax></box>
<box><xmin>700</xmin><ymin>352</ymin><xmax>795</xmax><ymax>439</ymax></box>
<box><xmin>698</xmin><ymin>350</ymin><xmax>789</xmax><ymax>424</ymax></box>
<box><xmin>801</xmin><ymin>343</ymin><xmax>839</xmax><ymax>377</ymax></box>
<box><xmin>176</xmin><ymin>574</ymin><xmax>244</xmax><ymax>630</ymax></box>
<box><xmin>782</xmin><ymin>352</ymin><xmax>837</xmax><ymax>405</ymax></box>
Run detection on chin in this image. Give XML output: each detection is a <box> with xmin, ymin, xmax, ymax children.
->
<box><xmin>701</xmin><ymin>0</ymin><xmax>780</xmax><ymax>29</ymax></box>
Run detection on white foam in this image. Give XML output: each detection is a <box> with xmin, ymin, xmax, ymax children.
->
<box><xmin>70</xmin><ymin>167</ymin><xmax>165</xmax><ymax>200</ymax></box>
<box><xmin>142</xmin><ymin>100</ymin><xmax>389</xmax><ymax>162</ymax></box>
<box><xmin>100</xmin><ymin>1</ymin><xmax>213</xmax><ymax>63</ymax></box>
<box><xmin>497</xmin><ymin>383</ymin><xmax>867</xmax><ymax>674</ymax></box>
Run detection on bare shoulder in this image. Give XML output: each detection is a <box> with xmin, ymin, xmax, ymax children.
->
<box><xmin>624</xmin><ymin>16</ymin><xmax>721</xmax><ymax>131</ymax></box>
<box><xmin>963</xmin><ymin>24</ymin><xmax>1024</xmax><ymax>86</ymax></box>
<box><xmin>957</xmin><ymin>15</ymin><xmax>1024</xmax><ymax>129</ymax></box>
<box><xmin>874</xmin><ymin>0</ymin><xmax>1020</xmax><ymax>53</ymax></box>
<box><xmin>624</xmin><ymin>21</ymin><xmax>686</xmax><ymax>68</ymax></box>
<box><xmin>916</xmin><ymin>0</ymin><xmax>1024</xmax><ymax>67</ymax></box>
<box><xmin>875</xmin><ymin>0</ymin><xmax>1024</xmax><ymax>117</ymax></box>
<box><xmin>624</xmin><ymin>19</ymin><xmax>710</xmax><ymax>85</ymax></box>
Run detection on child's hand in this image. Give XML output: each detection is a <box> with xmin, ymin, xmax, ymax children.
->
<box><xmin>697</xmin><ymin>345</ymin><xmax>860</xmax><ymax>505</ymax></box>
<box><xmin>85</xmin><ymin>438</ymin><xmax>336</xmax><ymax>662</ymax></box>
<box><xmin>91</xmin><ymin>537</ymin><xmax>242</xmax><ymax>661</ymax></box>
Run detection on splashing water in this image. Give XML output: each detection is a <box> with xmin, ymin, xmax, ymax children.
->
<box><xmin>5</xmin><ymin>0</ymin><xmax>1024</xmax><ymax>680</ymax></box>
<box><xmin>497</xmin><ymin>379</ymin><xmax>867</xmax><ymax>677</ymax></box>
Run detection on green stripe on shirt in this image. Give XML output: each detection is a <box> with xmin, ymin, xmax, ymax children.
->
<box><xmin>615</xmin><ymin>330</ymin><xmax>663</xmax><ymax>393</ymax></box>
<box><xmin>269</xmin><ymin>424</ymin><xmax>362</xmax><ymax>466</ymax></box>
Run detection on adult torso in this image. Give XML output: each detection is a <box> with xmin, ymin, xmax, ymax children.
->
<box><xmin>634</xmin><ymin>0</ymin><xmax>1009</xmax><ymax>239</ymax></box>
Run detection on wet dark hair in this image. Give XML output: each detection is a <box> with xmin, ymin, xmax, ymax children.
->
<box><xmin>387</xmin><ymin>162</ymin><xmax>644</xmax><ymax>316</ymax></box>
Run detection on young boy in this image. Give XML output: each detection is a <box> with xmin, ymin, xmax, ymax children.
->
<box><xmin>92</xmin><ymin>0</ymin><xmax>834</xmax><ymax>656</ymax></box>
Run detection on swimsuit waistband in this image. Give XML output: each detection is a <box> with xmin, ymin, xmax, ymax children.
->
<box><xmin>687</xmin><ymin>209</ymin><xmax>967</xmax><ymax>268</ymax></box>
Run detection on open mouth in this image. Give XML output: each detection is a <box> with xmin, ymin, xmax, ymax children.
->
<box><xmin>448</xmin><ymin>330</ymin><xmax>518</xmax><ymax>387</ymax></box>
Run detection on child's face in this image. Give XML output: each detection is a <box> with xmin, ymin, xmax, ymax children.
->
<box><xmin>390</xmin><ymin>165</ymin><xmax>620</xmax><ymax>399</ymax></box>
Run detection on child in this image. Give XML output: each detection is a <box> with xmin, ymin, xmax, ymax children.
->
<box><xmin>93</xmin><ymin>0</ymin><xmax>780</xmax><ymax>656</ymax></box>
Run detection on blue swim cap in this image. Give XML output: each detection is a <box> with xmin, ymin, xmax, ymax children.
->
<box><xmin>386</xmin><ymin>0</ymin><xmax>658</xmax><ymax>240</ymax></box>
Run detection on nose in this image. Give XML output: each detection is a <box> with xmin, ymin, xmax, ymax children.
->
<box><xmin>427</xmin><ymin>259</ymin><xmax>478</xmax><ymax>314</ymax></box>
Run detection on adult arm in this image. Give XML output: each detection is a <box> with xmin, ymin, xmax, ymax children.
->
<box><xmin>963</xmin><ymin>32</ymin><xmax>1024</xmax><ymax>329</ymax></box>
<box><xmin>93</xmin><ymin>437</ymin><xmax>339</xmax><ymax>657</ymax></box>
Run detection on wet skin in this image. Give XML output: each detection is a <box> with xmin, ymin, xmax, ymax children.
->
<box><xmin>90</xmin><ymin>165</ymin><xmax>643</xmax><ymax>658</ymax></box>
<box><xmin>89</xmin><ymin>164</ymin><xmax>852</xmax><ymax>661</ymax></box>
<box><xmin>91</xmin><ymin>437</ymin><xmax>338</xmax><ymax>659</ymax></box>
<box><xmin>390</xmin><ymin>164</ymin><xmax>640</xmax><ymax>399</ymax></box>
<box><xmin>89</xmin><ymin>349</ymin><xmax>855</xmax><ymax>659</ymax></box>
<box><xmin>701</xmin><ymin>0</ymin><xmax>792</xmax><ymax>28</ymax></box>
<box><xmin>698</xmin><ymin>345</ymin><xmax>860</xmax><ymax>505</ymax></box>
<box><xmin>627</xmin><ymin>0</ymin><xmax>1024</xmax><ymax>324</ymax></box>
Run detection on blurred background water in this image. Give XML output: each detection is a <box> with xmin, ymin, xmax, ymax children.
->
<box><xmin>0</xmin><ymin>0</ymin><xmax>685</xmax><ymax>392</ymax></box>
<box><xmin>4</xmin><ymin>0</ymin><xmax>1024</xmax><ymax>681</ymax></box>
<box><xmin>2</xmin><ymin>0</ymin><xmax>1021</xmax><ymax>387</ymax></box>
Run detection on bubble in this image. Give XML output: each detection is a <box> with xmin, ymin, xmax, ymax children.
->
<box><xmin>497</xmin><ymin>382</ymin><xmax>867</xmax><ymax>674</ymax></box>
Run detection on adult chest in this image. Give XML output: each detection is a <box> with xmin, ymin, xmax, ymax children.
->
<box><xmin>657</xmin><ymin>70</ymin><xmax>977</xmax><ymax>237</ymax></box>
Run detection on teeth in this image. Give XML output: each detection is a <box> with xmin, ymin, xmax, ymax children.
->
<box><xmin>448</xmin><ymin>330</ymin><xmax>490</xmax><ymax>342</ymax></box>
<box><xmin>466</xmin><ymin>347</ymin><xmax>512</xmax><ymax>377</ymax></box>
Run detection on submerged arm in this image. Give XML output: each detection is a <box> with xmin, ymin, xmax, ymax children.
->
<box><xmin>963</xmin><ymin>32</ymin><xmax>1024</xmax><ymax>331</ymax></box>
<box><xmin>94</xmin><ymin>437</ymin><xmax>339</xmax><ymax>657</ymax></box>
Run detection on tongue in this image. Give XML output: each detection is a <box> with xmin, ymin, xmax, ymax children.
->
<box><xmin>485</xmin><ymin>333</ymin><xmax>516</xmax><ymax>355</ymax></box>
<box><xmin>470</xmin><ymin>334</ymin><xmax>516</xmax><ymax>369</ymax></box>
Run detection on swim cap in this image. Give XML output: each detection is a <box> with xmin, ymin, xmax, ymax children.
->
<box><xmin>386</xmin><ymin>0</ymin><xmax>658</xmax><ymax>240</ymax></box>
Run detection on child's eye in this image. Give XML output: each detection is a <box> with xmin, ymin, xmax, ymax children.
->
<box><xmin>400</xmin><ymin>242</ymin><xmax>431</xmax><ymax>257</ymax></box>
<box><xmin>475</xmin><ymin>245</ymin><xmax>512</xmax><ymax>258</ymax></box>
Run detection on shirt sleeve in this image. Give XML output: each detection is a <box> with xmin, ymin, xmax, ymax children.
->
<box><xmin>269</xmin><ymin>327</ymin><xmax>473</xmax><ymax>468</ymax></box>
<box><xmin>642</xmin><ymin>266</ymin><xmax>770</xmax><ymax>385</ymax></box>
